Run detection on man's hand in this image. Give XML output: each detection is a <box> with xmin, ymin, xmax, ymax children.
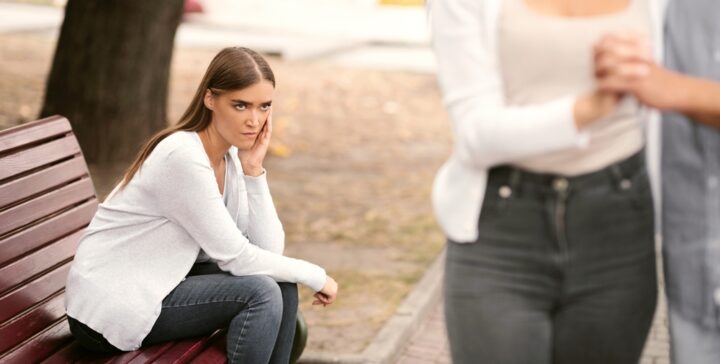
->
<box><xmin>593</xmin><ymin>32</ymin><xmax>686</xmax><ymax>110</ymax></box>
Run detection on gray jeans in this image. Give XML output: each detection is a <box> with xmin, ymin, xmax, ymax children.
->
<box><xmin>444</xmin><ymin>152</ymin><xmax>657</xmax><ymax>364</ymax></box>
<box><xmin>68</xmin><ymin>263</ymin><xmax>298</xmax><ymax>364</ymax></box>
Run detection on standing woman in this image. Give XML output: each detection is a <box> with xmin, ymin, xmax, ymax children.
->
<box><xmin>429</xmin><ymin>0</ymin><xmax>663</xmax><ymax>363</ymax></box>
<box><xmin>65</xmin><ymin>47</ymin><xmax>338</xmax><ymax>364</ymax></box>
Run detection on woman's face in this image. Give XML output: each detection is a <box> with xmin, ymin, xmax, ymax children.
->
<box><xmin>205</xmin><ymin>80</ymin><xmax>274</xmax><ymax>151</ymax></box>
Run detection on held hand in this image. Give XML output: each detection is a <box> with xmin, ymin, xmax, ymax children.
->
<box><xmin>238</xmin><ymin>110</ymin><xmax>273</xmax><ymax>177</ymax></box>
<box><xmin>593</xmin><ymin>31</ymin><xmax>685</xmax><ymax>111</ymax></box>
<box><xmin>312</xmin><ymin>275</ymin><xmax>338</xmax><ymax>307</ymax></box>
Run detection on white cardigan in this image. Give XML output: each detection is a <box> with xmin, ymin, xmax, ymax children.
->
<box><xmin>66</xmin><ymin>131</ymin><xmax>327</xmax><ymax>351</ymax></box>
<box><xmin>428</xmin><ymin>0</ymin><xmax>667</xmax><ymax>242</ymax></box>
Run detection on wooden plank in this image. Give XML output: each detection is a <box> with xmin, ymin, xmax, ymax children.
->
<box><xmin>0</xmin><ymin>317</ymin><xmax>73</xmax><ymax>363</ymax></box>
<box><xmin>0</xmin><ymin>262</ymin><xmax>70</xmax><ymax>323</ymax></box>
<box><xmin>103</xmin><ymin>350</ymin><xmax>144</xmax><ymax>364</ymax></box>
<box><xmin>152</xmin><ymin>330</ymin><xmax>224</xmax><ymax>364</ymax></box>
<box><xmin>0</xmin><ymin>229</ymin><xmax>81</xmax><ymax>294</ymax></box>
<box><xmin>38</xmin><ymin>340</ymin><xmax>85</xmax><ymax>364</ymax></box>
<box><xmin>0</xmin><ymin>157</ymin><xmax>89</xmax><ymax>209</ymax></box>
<box><xmin>0</xmin><ymin>177</ymin><xmax>95</xmax><ymax>237</ymax></box>
<box><xmin>0</xmin><ymin>200</ymin><xmax>96</xmax><ymax>268</ymax></box>
<box><xmin>0</xmin><ymin>116</ymin><xmax>71</xmax><ymax>154</ymax></box>
<box><xmin>42</xmin><ymin>340</ymin><xmax>125</xmax><ymax>364</ymax></box>
<box><xmin>0</xmin><ymin>292</ymin><xmax>65</xmax><ymax>353</ymax></box>
<box><xmin>122</xmin><ymin>342</ymin><xmax>175</xmax><ymax>364</ymax></box>
<box><xmin>188</xmin><ymin>332</ymin><xmax>227</xmax><ymax>364</ymax></box>
<box><xmin>0</xmin><ymin>134</ymin><xmax>81</xmax><ymax>181</ymax></box>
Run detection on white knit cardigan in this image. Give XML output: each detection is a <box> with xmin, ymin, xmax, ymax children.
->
<box><xmin>428</xmin><ymin>0</ymin><xmax>667</xmax><ymax>242</ymax></box>
<box><xmin>65</xmin><ymin>131</ymin><xmax>327</xmax><ymax>350</ymax></box>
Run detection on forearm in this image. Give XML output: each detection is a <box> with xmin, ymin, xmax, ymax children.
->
<box><xmin>671</xmin><ymin>74</ymin><xmax>720</xmax><ymax>128</ymax></box>
<box><xmin>244</xmin><ymin>172</ymin><xmax>285</xmax><ymax>254</ymax></box>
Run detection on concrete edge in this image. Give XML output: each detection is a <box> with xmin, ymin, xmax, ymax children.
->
<box><xmin>298</xmin><ymin>248</ymin><xmax>446</xmax><ymax>364</ymax></box>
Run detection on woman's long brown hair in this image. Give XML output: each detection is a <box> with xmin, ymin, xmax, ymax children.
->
<box><xmin>119</xmin><ymin>47</ymin><xmax>275</xmax><ymax>188</ymax></box>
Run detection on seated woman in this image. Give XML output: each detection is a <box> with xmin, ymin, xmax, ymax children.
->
<box><xmin>64</xmin><ymin>47</ymin><xmax>338</xmax><ymax>364</ymax></box>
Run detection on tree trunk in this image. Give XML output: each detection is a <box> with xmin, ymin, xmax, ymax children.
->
<box><xmin>40</xmin><ymin>0</ymin><xmax>184</xmax><ymax>163</ymax></box>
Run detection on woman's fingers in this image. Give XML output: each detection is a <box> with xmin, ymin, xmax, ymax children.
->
<box><xmin>594</xmin><ymin>31</ymin><xmax>652</xmax><ymax>80</ymax></box>
<box><xmin>266</xmin><ymin>110</ymin><xmax>273</xmax><ymax>141</ymax></box>
<box><xmin>315</xmin><ymin>292</ymin><xmax>332</xmax><ymax>303</ymax></box>
<box><xmin>313</xmin><ymin>292</ymin><xmax>331</xmax><ymax>307</ymax></box>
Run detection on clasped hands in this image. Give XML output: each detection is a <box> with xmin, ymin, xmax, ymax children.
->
<box><xmin>592</xmin><ymin>30</ymin><xmax>683</xmax><ymax>112</ymax></box>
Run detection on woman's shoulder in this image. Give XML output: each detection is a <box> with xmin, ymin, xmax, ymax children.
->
<box><xmin>153</xmin><ymin>131</ymin><xmax>204</xmax><ymax>159</ymax></box>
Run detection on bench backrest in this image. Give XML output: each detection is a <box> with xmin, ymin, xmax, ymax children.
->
<box><xmin>0</xmin><ymin>116</ymin><xmax>98</xmax><ymax>362</ymax></box>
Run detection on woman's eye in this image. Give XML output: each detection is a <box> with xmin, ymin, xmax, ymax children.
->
<box><xmin>260</xmin><ymin>104</ymin><xmax>272</xmax><ymax>111</ymax></box>
<box><xmin>233</xmin><ymin>103</ymin><xmax>247</xmax><ymax>111</ymax></box>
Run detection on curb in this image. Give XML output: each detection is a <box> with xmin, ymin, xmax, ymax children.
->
<box><xmin>299</xmin><ymin>248</ymin><xmax>446</xmax><ymax>364</ymax></box>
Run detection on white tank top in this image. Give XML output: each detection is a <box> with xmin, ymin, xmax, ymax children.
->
<box><xmin>498</xmin><ymin>0</ymin><xmax>650</xmax><ymax>175</ymax></box>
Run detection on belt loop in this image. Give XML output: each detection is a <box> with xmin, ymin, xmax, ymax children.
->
<box><xmin>509</xmin><ymin>168</ymin><xmax>521</xmax><ymax>192</ymax></box>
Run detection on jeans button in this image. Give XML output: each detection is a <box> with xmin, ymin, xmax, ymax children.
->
<box><xmin>498</xmin><ymin>185</ymin><xmax>512</xmax><ymax>198</ymax></box>
<box><xmin>620</xmin><ymin>179</ymin><xmax>632</xmax><ymax>190</ymax></box>
<box><xmin>552</xmin><ymin>178</ymin><xmax>568</xmax><ymax>192</ymax></box>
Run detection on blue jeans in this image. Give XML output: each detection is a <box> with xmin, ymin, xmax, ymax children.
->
<box><xmin>444</xmin><ymin>152</ymin><xmax>657</xmax><ymax>364</ymax></box>
<box><xmin>68</xmin><ymin>263</ymin><xmax>298</xmax><ymax>364</ymax></box>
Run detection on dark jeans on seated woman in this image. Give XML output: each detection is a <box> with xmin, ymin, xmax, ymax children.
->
<box><xmin>444</xmin><ymin>152</ymin><xmax>657</xmax><ymax>364</ymax></box>
<box><xmin>68</xmin><ymin>262</ymin><xmax>298</xmax><ymax>364</ymax></box>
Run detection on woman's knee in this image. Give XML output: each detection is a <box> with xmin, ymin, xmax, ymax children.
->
<box><xmin>243</xmin><ymin>275</ymin><xmax>281</xmax><ymax>303</ymax></box>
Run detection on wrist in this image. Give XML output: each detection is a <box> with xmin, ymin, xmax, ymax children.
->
<box><xmin>243</xmin><ymin>166</ymin><xmax>264</xmax><ymax>177</ymax></box>
<box><xmin>669</xmin><ymin>73</ymin><xmax>698</xmax><ymax>114</ymax></box>
<box><xmin>573</xmin><ymin>94</ymin><xmax>594</xmax><ymax>129</ymax></box>
<box><xmin>574</xmin><ymin>92</ymin><xmax>616</xmax><ymax>129</ymax></box>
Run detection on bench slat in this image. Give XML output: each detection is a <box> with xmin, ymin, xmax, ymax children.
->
<box><xmin>0</xmin><ymin>262</ymin><xmax>70</xmax><ymax>323</ymax></box>
<box><xmin>0</xmin><ymin>317</ymin><xmax>73</xmax><ymax>363</ymax></box>
<box><xmin>0</xmin><ymin>116</ymin><xmax>71</xmax><ymax>154</ymax></box>
<box><xmin>0</xmin><ymin>157</ymin><xmax>89</xmax><ymax>209</ymax></box>
<box><xmin>0</xmin><ymin>229</ymin><xmax>81</xmax><ymax>294</ymax></box>
<box><xmin>0</xmin><ymin>200</ymin><xmax>97</xmax><ymax>268</ymax></box>
<box><xmin>123</xmin><ymin>342</ymin><xmax>176</xmax><ymax>364</ymax></box>
<box><xmin>152</xmin><ymin>330</ymin><xmax>224</xmax><ymax>364</ymax></box>
<box><xmin>0</xmin><ymin>177</ymin><xmax>95</xmax><ymax>237</ymax></box>
<box><xmin>37</xmin><ymin>340</ymin><xmax>83</xmax><ymax>364</ymax></box>
<box><xmin>0</xmin><ymin>292</ymin><xmax>65</xmax><ymax>353</ymax></box>
<box><xmin>189</xmin><ymin>333</ymin><xmax>227</xmax><ymax>364</ymax></box>
<box><xmin>41</xmin><ymin>340</ymin><xmax>135</xmax><ymax>364</ymax></box>
<box><xmin>0</xmin><ymin>134</ymin><xmax>82</xmax><ymax>182</ymax></box>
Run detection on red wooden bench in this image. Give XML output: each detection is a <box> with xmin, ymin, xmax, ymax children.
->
<box><xmin>0</xmin><ymin>116</ymin><xmax>307</xmax><ymax>363</ymax></box>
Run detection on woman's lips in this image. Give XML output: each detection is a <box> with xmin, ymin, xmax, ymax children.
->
<box><xmin>242</xmin><ymin>132</ymin><xmax>258</xmax><ymax>138</ymax></box>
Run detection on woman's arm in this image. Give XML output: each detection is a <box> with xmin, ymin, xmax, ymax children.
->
<box><xmin>148</xmin><ymin>146</ymin><xmax>326</xmax><ymax>292</ymax></box>
<box><xmin>430</xmin><ymin>0</ymin><xmax>614</xmax><ymax>170</ymax></box>
<box><xmin>243</xmin><ymin>170</ymin><xmax>285</xmax><ymax>255</ymax></box>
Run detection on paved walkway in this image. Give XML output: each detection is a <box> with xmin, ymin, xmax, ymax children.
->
<box><xmin>399</xmin><ymin>289</ymin><xmax>671</xmax><ymax>364</ymax></box>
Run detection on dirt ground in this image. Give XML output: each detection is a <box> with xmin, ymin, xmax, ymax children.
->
<box><xmin>0</xmin><ymin>32</ymin><xmax>451</xmax><ymax>353</ymax></box>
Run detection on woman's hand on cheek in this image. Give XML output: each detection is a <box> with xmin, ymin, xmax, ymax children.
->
<box><xmin>238</xmin><ymin>110</ymin><xmax>272</xmax><ymax>177</ymax></box>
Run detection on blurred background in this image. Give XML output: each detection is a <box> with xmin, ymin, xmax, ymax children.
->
<box><xmin>0</xmin><ymin>0</ymin><xmax>452</xmax><ymax>356</ymax></box>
